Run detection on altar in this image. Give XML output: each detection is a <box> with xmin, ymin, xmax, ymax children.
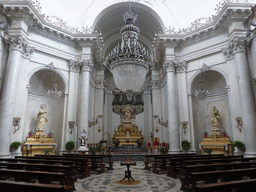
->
<box><xmin>112</xmin><ymin>105</ymin><xmax>144</xmax><ymax>147</ymax></box>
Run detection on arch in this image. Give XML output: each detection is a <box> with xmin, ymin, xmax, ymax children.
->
<box><xmin>188</xmin><ymin>67</ymin><xmax>229</xmax><ymax>93</ymax></box>
<box><xmin>28</xmin><ymin>67</ymin><xmax>68</xmax><ymax>94</ymax></box>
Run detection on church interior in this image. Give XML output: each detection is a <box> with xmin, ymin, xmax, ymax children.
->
<box><xmin>1</xmin><ymin>0</ymin><xmax>256</xmax><ymax>191</ymax></box>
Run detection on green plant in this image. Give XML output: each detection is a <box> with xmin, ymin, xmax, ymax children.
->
<box><xmin>10</xmin><ymin>141</ymin><xmax>22</xmax><ymax>148</ymax></box>
<box><xmin>42</xmin><ymin>149</ymin><xmax>52</xmax><ymax>155</ymax></box>
<box><xmin>233</xmin><ymin>141</ymin><xmax>245</xmax><ymax>151</ymax></box>
<box><xmin>182</xmin><ymin>140</ymin><xmax>191</xmax><ymax>150</ymax></box>
<box><xmin>204</xmin><ymin>148</ymin><xmax>212</xmax><ymax>154</ymax></box>
<box><xmin>89</xmin><ymin>147</ymin><xmax>97</xmax><ymax>154</ymax></box>
<box><xmin>96</xmin><ymin>142</ymin><xmax>103</xmax><ymax>152</ymax></box>
<box><xmin>136</xmin><ymin>139</ymin><xmax>142</xmax><ymax>148</ymax></box>
<box><xmin>159</xmin><ymin>147</ymin><xmax>167</xmax><ymax>154</ymax></box>
<box><xmin>65</xmin><ymin>141</ymin><xmax>75</xmax><ymax>151</ymax></box>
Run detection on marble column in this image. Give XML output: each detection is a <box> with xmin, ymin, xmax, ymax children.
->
<box><xmin>222</xmin><ymin>46</ymin><xmax>242</xmax><ymax>141</ymax></box>
<box><xmin>231</xmin><ymin>36</ymin><xmax>256</xmax><ymax>157</ymax></box>
<box><xmin>142</xmin><ymin>86</ymin><xmax>153</xmax><ymax>145</ymax></box>
<box><xmin>65</xmin><ymin>60</ymin><xmax>80</xmax><ymax>146</ymax></box>
<box><xmin>0</xmin><ymin>36</ymin><xmax>26</xmax><ymax>156</ymax></box>
<box><xmin>164</xmin><ymin>61</ymin><xmax>180</xmax><ymax>153</ymax></box>
<box><xmin>187</xmin><ymin>93</ymin><xmax>196</xmax><ymax>152</ymax></box>
<box><xmin>94</xmin><ymin>79</ymin><xmax>104</xmax><ymax>143</ymax></box>
<box><xmin>76</xmin><ymin>60</ymin><xmax>93</xmax><ymax>147</ymax></box>
<box><xmin>103</xmin><ymin>86</ymin><xmax>113</xmax><ymax>145</ymax></box>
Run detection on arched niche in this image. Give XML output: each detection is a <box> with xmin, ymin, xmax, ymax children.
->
<box><xmin>191</xmin><ymin>70</ymin><xmax>232</xmax><ymax>153</ymax></box>
<box><xmin>23</xmin><ymin>69</ymin><xmax>66</xmax><ymax>152</ymax></box>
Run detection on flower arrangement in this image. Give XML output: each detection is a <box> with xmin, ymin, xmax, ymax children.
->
<box><xmin>89</xmin><ymin>147</ymin><xmax>96</xmax><ymax>154</ymax></box>
<box><xmin>204</xmin><ymin>148</ymin><xmax>212</xmax><ymax>154</ymax></box>
<box><xmin>159</xmin><ymin>147</ymin><xmax>167</xmax><ymax>154</ymax></box>
<box><xmin>162</xmin><ymin>142</ymin><xmax>166</xmax><ymax>147</ymax></box>
<box><xmin>233</xmin><ymin>141</ymin><xmax>245</xmax><ymax>151</ymax></box>
<box><xmin>42</xmin><ymin>149</ymin><xmax>52</xmax><ymax>155</ymax></box>
<box><xmin>65</xmin><ymin>141</ymin><xmax>75</xmax><ymax>152</ymax></box>
<box><xmin>147</xmin><ymin>142</ymin><xmax>151</xmax><ymax>147</ymax></box>
<box><xmin>10</xmin><ymin>141</ymin><xmax>22</xmax><ymax>149</ymax></box>
<box><xmin>182</xmin><ymin>140</ymin><xmax>191</xmax><ymax>150</ymax></box>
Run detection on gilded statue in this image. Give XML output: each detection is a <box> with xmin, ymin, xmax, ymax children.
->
<box><xmin>207</xmin><ymin>106</ymin><xmax>220</xmax><ymax>129</ymax></box>
<box><xmin>35</xmin><ymin>104</ymin><xmax>48</xmax><ymax>131</ymax></box>
<box><xmin>124</xmin><ymin>105</ymin><xmax>132</xmax><ymax>121</ymax></box>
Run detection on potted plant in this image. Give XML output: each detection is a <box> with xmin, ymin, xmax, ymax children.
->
<box><xmin>100</xmin><ymin>146</ymin><xmax>106</xmax><ymax>155</ymax></box>
<box><xmin>65</xmin><ymin>141</ymin><xmax>75</xmax><ymax>152</ymax></box>
<box><xmin>204</xmin><ymin>148</ymin><xmax>212</xmax><ymax>155</ymax></box>
<box><xmin>10</xmin><ymin>141</ymin><xmax>22</xmax><ymax>152</ymax></box>
<box><xmin>42</xmin><ymin>149</ymin><xmax>52</xmax><ymax>155</ymax></box>
<box><xmin>89</xmin><ymin>147</ymin><xmax>96</xmax><ymax>154</ymax></box>
<box><xmin>136</xmin><ymin>139</ymin><xmax>142</xmax><ymax>148</ymax></box>
<box><xmin>233</xmin><ymin>141</ymin><xmax>245</xmax><ymax>155</ymax></box>
<box><xmin>113</xmin><ymin>140</ymin><xmax>120</xmax><ymax>148</ymax></box>
<box><xmin>182</xmin><ymin>140</ymin><xmax>190</xmax><ymax>152</ymax></box>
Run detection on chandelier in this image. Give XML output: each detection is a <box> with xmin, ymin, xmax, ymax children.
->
<box><xmin>194</xmin><ymin>74</ymin><xmax>210</xmax><ymax>99</ymax></box>
<box><xmin>47</xmin><ymin>70</ymin><xmax>62</xmax><ymax>99</ymax></box>
<box><xmin>105</xmin><ymin>5</ymin><xmax>152</xmax><ymax>98</ymax></box>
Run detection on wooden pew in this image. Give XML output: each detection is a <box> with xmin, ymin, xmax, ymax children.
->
<box><xmin>32</xmin><ymin>155</ymin><xmax>91</xmax><ymax>178</ymax></box>
<box><xmin>144</xmin><ymin>153</ymin><xmax>196</xmax><ymax>171</ymax></box>
<box><xmin>63</xmin><ymin>153</ymin><xmax>113</xmax><ymax>170</ymax></box>
<box><xmin>0</xmin><ymin>180</ymin><xmax>65</xmax><ymax>192</ymax></box>
<box><xmin>179</xmin><ymin>161</ymin><xmax>256</xmax><ymax>191</ymax></box>
<box><xmin>189</xmin><ymin>168</ymin><xmax>256</xmax><ymax>192</ymax></box>
<box><xmin>0</xmin><ymin>162</ymin><xmax>75</xmax><ymax>191</ymax></box>
<box><xmin>195</xmin><ymin>178</ymin><xmax>256</xmax><ymax>192</ymax></box>
<box><xmin>167</xmin><ymin>154</ymin><xmax>233</xmax><ymax>178</ymax></box>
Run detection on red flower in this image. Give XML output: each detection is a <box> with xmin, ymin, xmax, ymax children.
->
<box><xmin>147</xmin><ymin>142</ymin><xmax>151</xmax><ymax>147</ymax></box>
<box><xmin>162</xmin><ymin>142</ymin><xmax>166</xmax><ymax>147</ymax></box>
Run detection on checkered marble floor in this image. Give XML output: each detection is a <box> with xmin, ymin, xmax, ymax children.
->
<box><xmin>75</xmin><ymin>161</ymin><xmax>182</xmax><ymax>192</ymax></box>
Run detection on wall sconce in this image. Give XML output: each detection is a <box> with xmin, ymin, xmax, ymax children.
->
<box><xmin>88</xmin><ymin>115</ymin><xmax>103</xmax><ymax>127</ymax></box>
<box><xmin>155</xmin><ymin>127</ymin><xmax>159</xmax><ymax>132</ymax></box>
<box><xmin>68</xmin><ymin>121</ymin><xmax>75</xmax><ymax>134</ymax></box>
<box><xmin>13</xmin><ymin>117</ymin><xmax>21</xmax><ymax>133</ymax></box>
<box><xmin>181</xmin><ymin>121</ymin><xmax>188</xmax><ymax>134</ymax></box>
<box><xmin>153</xmin><ymin>115</ymin><xmax>168</xmax><ymax>128</ymax></box>
<box><xmin>98</xmin><ymin>127</ymin><xmax>102</xmax><ymax>132</ymax></box>
<box><xmin>235</xmin><ymin>117</ymin><xmax>243</xmax><ymax>133</ymax></box>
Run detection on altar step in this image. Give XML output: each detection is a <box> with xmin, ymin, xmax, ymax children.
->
<box><xmin>111</xmin><ymin>146</ymin><xmax>145</xmax><ymax>153</ymax></box>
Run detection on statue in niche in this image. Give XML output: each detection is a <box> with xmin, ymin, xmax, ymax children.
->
<box><xmin>124</xmin><ymin>104</ymin><xmax>132</xmax><ymax>121</ymax></box>
<box><xmin>207</xmin><ymin>106</ymin><xmax>221</xmax><ymax>129</ymax></box>
<box><xmin>79</xmin><ymin>129</ymin><xmax>88</xmax><ymax>146</ymax></box>
<box><xmin>35</xmin><ymin>104</ymin><xmax>48</xmax><ymax>131</ymax></box>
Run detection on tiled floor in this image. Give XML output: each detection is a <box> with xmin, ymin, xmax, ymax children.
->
<box><xmin>75</xmin><ymin>161</ymin><xmax>182</xmax><ymax>192</ymax></box>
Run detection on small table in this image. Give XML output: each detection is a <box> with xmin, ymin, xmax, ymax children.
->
<box><xmin>120</xmin><ymin>161</ymin><xmax>136</xmax><ymax>183</ymax></box>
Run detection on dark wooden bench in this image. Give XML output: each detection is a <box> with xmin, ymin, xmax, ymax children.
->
<box><xmin>179</xmin><ymin>161</ymin><xmax>256</xmax><ymax>191</ymax></box>
<box><xmin>0</xmin><ymin>180</ymin><xmax>65</xmax><ymax>192</ymax></box>
<box><xmin>195</xmin><ymin>178</ymin><xmax>256</xmax><ymax>192</ymax></box>
<box><xmin>63</xmin><ymin>153</ymin><xmax>113</xmax><ymax>170</ymax></box>
<box><xmin>167</xmin><ymin>154</ymin><xmax>232</xmax><ymax>178</ymax></box>
<box><xmin>189</xmin><ymin>168</ymin><xmax>256</xmax><ymax>192</ymax></box>
<box><xmin>0</xmin><ymin>162</ymin><xmax>75</xmax><ymax>191</ymax></box>
<box><xmin>144</xmin><ymin>153</ymin><xmax>196</xmax><ymax>171</ymax></box>
<box><xmin>32</xmin><ymin>155</ymin><xmax>91</xmax><ymax>178</ymax></box>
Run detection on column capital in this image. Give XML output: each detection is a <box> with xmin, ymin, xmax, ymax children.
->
<box><xmin>69</xmin><ymin>60</ymin><xmax>81</xmax><ymax>72</ymax></box>
<box><xmin>163</xmin><ymin>60</ymin><xmax>176</xmax><ymax>72</ymax></box>
<box><xmin>80</xmin><ymin>59</ymin><xmax>94</xmax><ymax>72</ymax></box>
<box><xmin>222</xmin><ymin>45</ymin><xmax>234</xmax><ymax>61</ymax></box>
<box><xmin>104</xmin><ymin>85</ymin><xmax>113</xmax><ymax>94</ymax></box>
<box><xmin>7</xmin><ymin>35</ymin><xmax>27</xmax><ymax>52</ymax></box>
<box><xmin>176</xmin><ymin>60</ymin><xmax>187</xmax><ymax>72</ymax></box>
<box><xmin>230</xmin><ymin>36</ymin><xmax>247</xmax><ymax>54</ymax></box>
<box><xmin>95</xmin><ymin>80</ymin><xmax>105</xmax><ymax>89</ymax></box>
<box><xmin>141</xmin><ymin>85</ymin><xmax>152</xmax><ymax>94</ymax></box>
<box><xmin>22</xmin><ymin>45</ymin><xmax>34</xmax><ymax>59</ymax></box>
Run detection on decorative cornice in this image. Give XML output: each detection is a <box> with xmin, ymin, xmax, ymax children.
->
<box><xmin>80</xmin><ymin>59</ymin><xmax>93</xmax><ymax>72</ymax></box>
<box><xmin>69</xmin><ymin>60</ymin><xmax>80</xmax><ymax>72</ymax></box>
